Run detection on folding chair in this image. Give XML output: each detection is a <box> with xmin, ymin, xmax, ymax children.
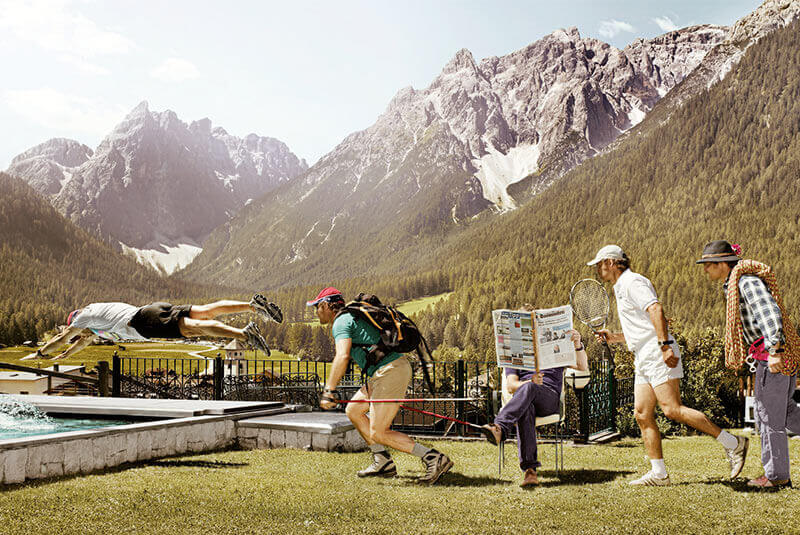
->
<box><xmin>500</xmin><ymin>367</ymin><xmax>590</xmax><ymax>473</ymax></box>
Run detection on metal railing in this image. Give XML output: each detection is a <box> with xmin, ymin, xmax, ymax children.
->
<box><xmin>113</xmin><ymin>353</ymin><xmax>631</xmax><ymax>439</ymax></box>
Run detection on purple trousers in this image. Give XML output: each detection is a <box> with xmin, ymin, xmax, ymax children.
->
<box><xmin>754</xmin><ymin>361</ymin><xmax>800</xmax><ymax>481</ymax></box>
<box><xmin>494</xmin><ymin>381</ymin><xmax>560</xmax><ymax>471</ymax></box>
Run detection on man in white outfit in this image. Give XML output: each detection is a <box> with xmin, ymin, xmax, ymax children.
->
<box><xmin>589</xmin><ymin>245</ymin><xmax>748</xmax><ymax>485</ymax></box>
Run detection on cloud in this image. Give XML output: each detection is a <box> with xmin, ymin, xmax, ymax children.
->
<box><xmin>3</xmin><ymin>88</ymin><xmax>125</xmax><ymax>134</ymax></box>
<box><xmin>598</xmin><ymin>19</ymin><xmax>635</xmax><ymax>39</ymax></box>
<box><xmin>652</xmin><ymin>16</ymin><xmax>679</xmax><ymax>32</ymax></box>
<box><xmin>0</xmin><ymin>0</ymin><xmax>135</xmax><ymax>74</ymax></box>
<box><xmin>150</xmin><ymin>58</ymin><xmax>201</xmax><ymax>82</ymax></box>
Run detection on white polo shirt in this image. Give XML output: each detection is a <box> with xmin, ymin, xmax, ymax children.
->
<box><xmin>70</xmin><ymin>302</ymin><xmax>147</xmax><ymax>341</ymax></box>
<box><xmin>613</xmin><ymin>269</ymin><xmax>662</xmax><ymax>353</ymax></box>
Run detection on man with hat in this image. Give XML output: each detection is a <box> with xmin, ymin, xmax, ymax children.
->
<box><xmin>310</xmin><ymin>287</ymin><xmax>453</xmax><ymax>485</ymax></box>
<box><xmin>698</xmin><ymin>240</ymin><xmax>800</xmax><ymax>488</ymax></box>
<box><xmin>589</xmin><ymin>245</ymin><xmax>748</xmax><ymax>486</ymax></box>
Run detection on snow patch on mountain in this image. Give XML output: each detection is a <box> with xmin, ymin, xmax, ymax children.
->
<box><xmin>628</xmin><ymin>105</ymin><xmax>646</xmax><ymax>127</ymax></box>
<box><xmin>473</xmin><ymin>144</ymin><xmax>540</xmax><ymax>210</ymax></box>
<box><xmin>120</xmin><ymin>241</ymin><xmax>203</xmax><ymax>275</ymax></box>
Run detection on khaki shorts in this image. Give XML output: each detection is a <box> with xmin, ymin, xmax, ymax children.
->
<box><xmin>354</xmin><ymin>356</ymin><xmax>412</xmax><ymax>405</ymax></box>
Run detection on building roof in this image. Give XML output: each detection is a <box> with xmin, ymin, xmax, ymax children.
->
<box><xmin>223</xmin><ymin>339</ymin><xmax>247</xmax><ymax>351</ymax></box>
<box><xmin>0</xmin><ymin>365</ymin><xmax>85</xmax><ymax>382</ymax></box>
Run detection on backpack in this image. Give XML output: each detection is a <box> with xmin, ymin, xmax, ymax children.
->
<box><xmin>336</xmin><ymin>293</ymin><xmax>435</xmax><ymax>394</ymax></box>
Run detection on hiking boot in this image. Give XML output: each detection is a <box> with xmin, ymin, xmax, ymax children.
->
<box><xmin>725</xmin><ymin>435</ymin><xmax>749</xmax><ymax>479</ymax></box>
<box><xmin>418</xmin><ymin>449</ymin><xmax>453</xmax><ymax>485</ymax></box>
<box><xmin>243</xmin><ymin>322</ymin><xmax>271</xmax><ymax>356</ymax></box>
<box><xmin>357</xmin><ymin>452</ymin><xmax>397</xmax><ymax>478</ymax></box>
<box><xmin>629</xmin><ymin>471</ymin><xmax>671</xmax><ymax>486</ymax></box>
<box><xmin>250</xmin><ymin>294</ymin><xmax>283</xmax><ymax>323</ymax></box>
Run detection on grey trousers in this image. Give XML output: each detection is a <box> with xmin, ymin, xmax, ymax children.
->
<box><xmin>754</xmin><ymin>361</ymin><xmax>800</xmax><ymax>481</ymax></box>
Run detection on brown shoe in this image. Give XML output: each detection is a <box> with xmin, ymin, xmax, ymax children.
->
<box><xmin>747</xmin><ymin>475</ymin><xmax>792</xmax><ymax>489</ymax></box>
<box><xmin>520</xmin><ymin>468</ymin><xmax>539</xmax><ymax>487</ymax></box>
<box><xmin>481</xmin><ymin>423</ymin><xmax>503</xmax><ymax>446</ymax></box>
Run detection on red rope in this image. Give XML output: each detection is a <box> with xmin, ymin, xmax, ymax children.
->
<box><xmin>398</xmin><ymin>404</ymin><xmax>482</xmax><ymax>429</ymax></box>
<box><xmin>333</xmin><ymin>398</ymin><xmax>482</xmax><ymax>429</ymax></box>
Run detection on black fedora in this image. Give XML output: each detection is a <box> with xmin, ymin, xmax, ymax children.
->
<box><xmin>696</xmin><ymin>240</ymin><xmax>741</xmax><ymax>264</ymax></box>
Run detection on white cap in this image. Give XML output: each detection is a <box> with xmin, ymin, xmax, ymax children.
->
<box><xmin>587</xmin><ymin>245</ymin><xmax>625</xmax><ymax>266</ymax></box>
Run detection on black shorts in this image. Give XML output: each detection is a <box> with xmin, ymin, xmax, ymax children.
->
<box><xmin>129</xmin><ymin>302</ymin><xmax>192</xmax><ymax>339</ymax></box>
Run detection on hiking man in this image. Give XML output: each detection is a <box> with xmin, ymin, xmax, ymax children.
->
<box><xmin>25</xmin><ymin>295</ymin><xmax>281</xmax><ymax>360</ymax></box>
<box><xmin>482</xmin><ymin>327</ymin><xmax>589</xmax><ymax>487</ymax></box>
<box><xmin>698</xmin><ymin>240</ymin><xmax>800</xmax><ymax>488</ymax></box>
<box><xmin>310</xmin><ymin>287</ymin><xmax>453</xmax><ymax>484</ymax></box>
<box><xmin>589</xmin><ymin>245</ymin><xmax>748</xmax><ymax>485</ymax></box>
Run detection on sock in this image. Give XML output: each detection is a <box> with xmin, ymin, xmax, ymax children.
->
<box><xmin>650</xmin><ymin>458</ymin><xmax>667</xmax><ymax>478</ymax></box>
<box><xmin>370</xmin><ymin>443</ymin><xmax>389</xmax><ymax>455</ymax></box>
<box><xmin>717</xmin><ymin>430</ymin><xmax>738</xmax><ymax>450</ymax></box>
<box><xmin>411</xmin><ymin>443</ymin><xmax>433</xmax><ymax>458</ymax></box>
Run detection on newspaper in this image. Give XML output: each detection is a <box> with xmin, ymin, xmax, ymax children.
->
<box><xmin>492</xmin><ymin>305</ymin><xmax>576</xmax><ymax>372</ymax></box>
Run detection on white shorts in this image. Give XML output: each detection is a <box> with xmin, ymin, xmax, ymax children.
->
<box><xmin>634</xmin><ymin>337</ymin><xmax>684</xmax><ymax>387</ymax></box>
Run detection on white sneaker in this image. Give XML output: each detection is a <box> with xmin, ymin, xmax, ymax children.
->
<box><xmin>629</xmin><ymin>471</ymin><xmax>671</xmax><ymax>486</ymax></box>
<box><xmin>725</xmin><ymin>435</ymin><xmax>749</xmax><ymax>479</ymax></box>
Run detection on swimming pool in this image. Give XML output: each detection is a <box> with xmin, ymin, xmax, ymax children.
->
<box><xmin>0</xmin><ymin>414</ymin><xmax>135</xmax><ymax>440</ymax></box>
<box><xmin>0</xmin><ymin>395</ymin><xmax>292</xmax><ymax>485</ymax></box>
<box><xmin>0</xmin><ymin>394</ymin><xmax>135</xmax><ymax>440</ymax></box>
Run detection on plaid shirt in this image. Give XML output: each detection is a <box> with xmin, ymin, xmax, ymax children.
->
<box><xmin>724</xmin><ymin>274</ymin><xmax>785</xmax><ymax>350</ymax></box>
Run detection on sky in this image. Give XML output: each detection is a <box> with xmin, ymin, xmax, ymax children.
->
<box><xmin>0</xmin><ymin>0</ymin><xmax>762</xmax><ymax>169</ymax></box>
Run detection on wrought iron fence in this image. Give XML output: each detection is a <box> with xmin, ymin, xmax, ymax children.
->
<box><xmin>114</xmin><ymin>353</ymin><xmax>631</xmax><ymax>439</ymax></box>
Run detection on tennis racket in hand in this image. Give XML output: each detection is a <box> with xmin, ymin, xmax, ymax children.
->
<box><xmin>569</xmin><ymin>278</ymin><xmax>613</xmax><ymax>360</ymax></box>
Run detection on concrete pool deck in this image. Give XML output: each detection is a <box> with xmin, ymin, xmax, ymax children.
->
<box><xmin>19</xmin><ymin>395</ymin><xmax>283</xmax><ymax>418</ymax></box>
<box><xmin>1</xmin><ymin>396</ymin><xmax>366</xmax><ymax>486</ymax></box>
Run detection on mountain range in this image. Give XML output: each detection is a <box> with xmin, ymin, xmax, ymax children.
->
<box><xmin>184</xmin><ymin>0</ymin><xmax>799</xmax><ymax>290</ymax></box>
<box><xmin>6</xmin><ymin>102</ymin><xmax>308</xmax><ymax>273</ymax></box>
<box><xmin>4</xmin><ymin>0</ymin><xmax>800</xmax><ymax>341</ymax></box>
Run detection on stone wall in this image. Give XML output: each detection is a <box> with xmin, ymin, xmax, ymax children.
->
<box><xmin>237</xmin><ymin>426</ymin><xmax>366</xmax><ymax>453</ymax></box>
<box><xmin>1</xmin><ymin>416</ymin><xmax>236</xmax><ymax>485</ymax></box>
<box><xmin>1</xmin><ymin>412</ymin><xmax>367</xmax><ymax>486</ymax></box>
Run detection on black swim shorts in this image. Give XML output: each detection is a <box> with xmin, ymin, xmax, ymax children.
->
<box><xmin>129</xmin><ymin>302</ymin><xmax>192</xmax><ymax>339</ymax></box>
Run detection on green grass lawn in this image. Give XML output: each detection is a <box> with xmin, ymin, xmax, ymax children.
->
<box><xmin>1</xmin><ymin>433</ymin><xmax>797</xmax><ymax>534</ymax></box>
<box><xmin>0</xmin><ymin>342</ymin><xmax>215</xmax><ymax>371</ymax></box>
<box><xmin>397</xmin><ymin>292</ymin><xmax>452</xmax><ymax>316</ymax></box>
<box><xmin>196</xmin><ymin>348</ymin><xmax>295</xmax><ymax>361</ymax></box>
<box><xmin>1</xmin><ymin>344</ymin><xmax>297</xmax><ymax>368</ymax></box>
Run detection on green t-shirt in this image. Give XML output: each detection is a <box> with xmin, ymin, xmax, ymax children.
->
<box><xmin>331</xmin><ymin>312</ymin><xmax>402</xmax><ymax>376</ymax></box>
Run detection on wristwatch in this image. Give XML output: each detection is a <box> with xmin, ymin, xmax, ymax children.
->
<box><xmin>659</xmin><ymin>339</ymin><xmax>674</xmax><ymax>349</ymax></box>
<box><xmin>768</xmin><ymin>346</ymin><xmax>785</xmax><ymax>356</ymax></box>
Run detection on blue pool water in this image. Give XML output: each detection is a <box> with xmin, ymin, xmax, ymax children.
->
<box><xmin>0</xmin><ymin>416</ymin><xmax>133</xmax><ymax>440</ymax></box>
<box><xmin>0</xmin><ymin>395</ymin><xmax>131</xmax><ymax>440</ymax></box>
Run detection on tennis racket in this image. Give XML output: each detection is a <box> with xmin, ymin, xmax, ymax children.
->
<box><xmin>569</xmin><ymin>278</ymin><xmax>613</xmax><ymax>360</ymax></box>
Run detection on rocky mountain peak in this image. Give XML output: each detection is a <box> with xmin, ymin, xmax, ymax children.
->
<box><xmin>126</xmin><ymin>100</ymin><xmax>151</xmax><ymax>120</ymax></box>
<box><xmin>387</xmin><ymin>86</ymin><xmax>416</xmax><ymax>111</ymax></box>
<box><xmin>9</xmin><ymin>138</ymin><xmax>92</xmax><ymax>167</ymax></box>
<box><xmin>441</xmin><ymin>48</ymin><xmax>478</xmax><ymax>75</ymax></box>
<box><xmin>189</xmin><ymin>117</ymin><xmax>212</xmax><ymax>136</ymax></box>
<box><xmin>551</xmin><ymin>26</ymin><xmax>581</xmax><ymax>43</ymax></box>
<box><xmin>728</xmin><ymin>0</ymin><xmax>800</xmax><ymax>44</ymax></box>
<box><xmin>7</xmin><ymin>103</ymin><xmax>308</xmax><ymax>272</ymax></box>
